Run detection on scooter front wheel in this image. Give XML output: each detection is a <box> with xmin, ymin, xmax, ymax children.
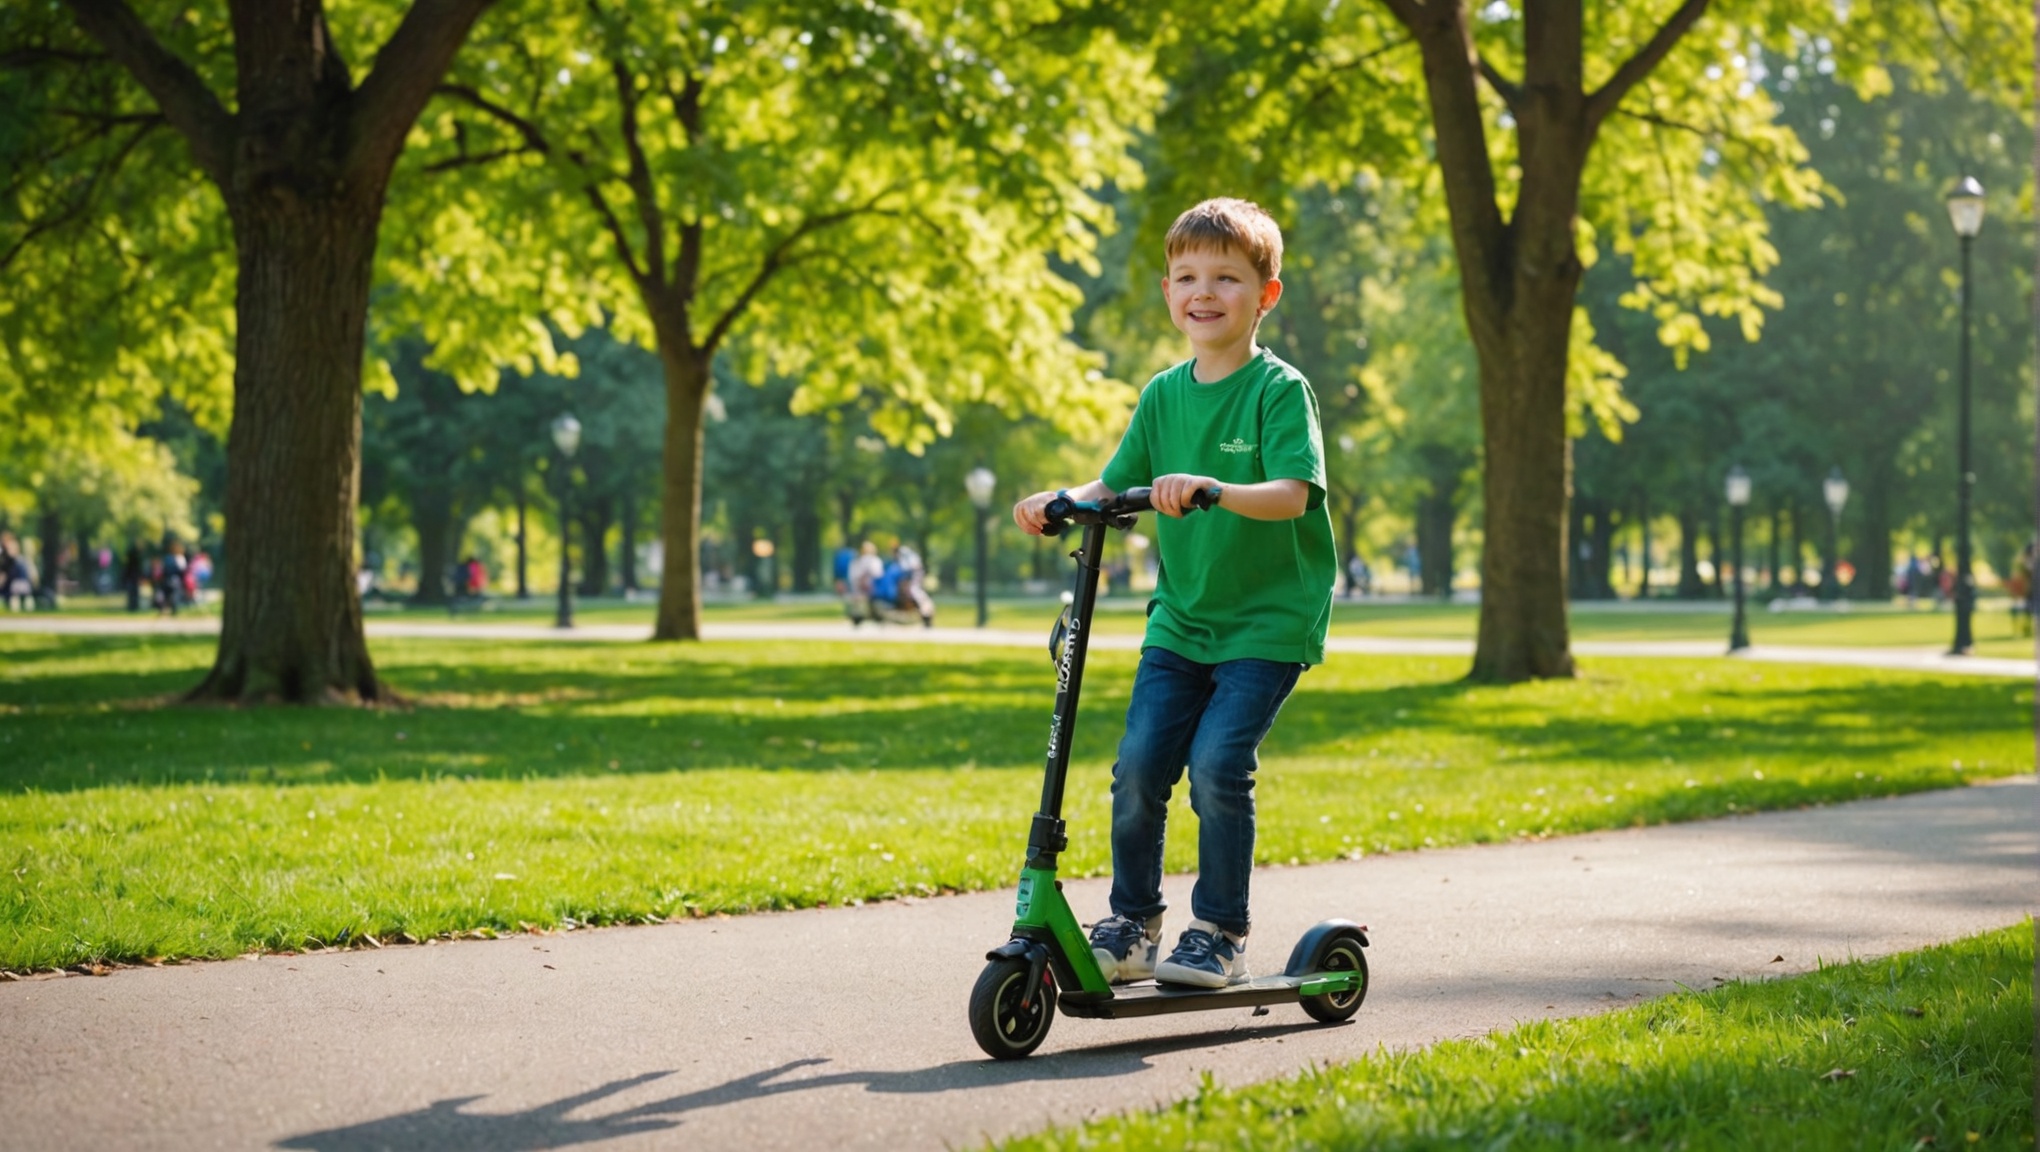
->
<box><xmin>968</xmin><ymin>957</ymin><xmax>1055</xmax><ymax>1059</ymax></box>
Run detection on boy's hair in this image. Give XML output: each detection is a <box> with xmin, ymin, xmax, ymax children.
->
<box><xmin>1164</xmin><ymin>198</ymin><xmax>1284</xmax><ymax>283</ymax></box>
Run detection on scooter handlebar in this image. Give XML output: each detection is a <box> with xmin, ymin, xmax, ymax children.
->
<box><xmin>1041</xmin><ymin>486</ymin><xmax>1219</xmax><ymax>537</ymax></box>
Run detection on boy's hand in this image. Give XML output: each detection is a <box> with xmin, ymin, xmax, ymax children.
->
<box><xmin>1013</xmin><ymin>490</ymin><xmax>1061</xmax><ymax>536</ymax></box>
<box><xmin>1150</xmin><ymin>473</ymin><xmax>1222</xmax><ymax>518</ymax></box>
<box><xmin>1015</xmin><ymin>479</ymin><xmax>1112</xmax><ymax>535</ymax></box>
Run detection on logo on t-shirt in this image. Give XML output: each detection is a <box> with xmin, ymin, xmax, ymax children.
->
<box><xmin>1219</xmin><ymin>437</ymin><xmax>1257</xmax><ymax>455</ymax></box>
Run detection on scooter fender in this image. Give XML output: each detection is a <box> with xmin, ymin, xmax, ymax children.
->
<box><xmin>986</xmin><ymin>938</ymin><xmax>1055</xmax><ymax>1013</ymax></box>
<box><xmin>1283</xmin><ymin>919</ymin><xmax>1371</xmax><ymax>978</ymax></box>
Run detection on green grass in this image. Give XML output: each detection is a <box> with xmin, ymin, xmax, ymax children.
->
<box><xmin>1</xmin><ymin>634</ymin><xmax>2030</xmax><ymax>972</ymax></box>
<box><xmin>50</xmin><ymin>589</ymin><xmax>2039</xmax><ymax>658</ymax></box>
<box><xmin>996</xmin><ymin>923</ymin><xmax>2036</xmax><ymax>1151</ymax></box>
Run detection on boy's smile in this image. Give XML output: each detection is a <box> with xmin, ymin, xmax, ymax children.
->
<box><xmin>1162</xmin><ymin>245</ymin><xmax>1283</xmax><ymax>382</ymax></box>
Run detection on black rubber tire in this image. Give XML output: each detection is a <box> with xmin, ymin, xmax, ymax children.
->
<box><xmin>968</xmin><ymin>957</ymin><xmax>1055</xmax><ymax>1059</ymax></box>
<box><xmin>1299</xmin><ymin>933</ymin><xmax>1368</xmax><ymax>1023</ymax></box>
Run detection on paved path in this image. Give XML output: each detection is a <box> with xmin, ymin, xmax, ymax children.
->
<box><xmin>2</xmin><ymin>779</ymin><xmax>2031</xmax><ymax>1152</ymax></box>
<box><xmin>5</xmin><ymin>615</ymin><xmax>2034</xmax><ymax>679</ymax></box>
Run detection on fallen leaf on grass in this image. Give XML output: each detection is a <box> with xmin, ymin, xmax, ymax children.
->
<box><xmin>1818</xmin><ymin>1068</ymin><xmax>1856</xmax><ymax>1082</ymax></box>
<box><xmin>1901</xmin><ymin>1006</ymin><xmax>1925</xmax><ymax>1017</ymax></box>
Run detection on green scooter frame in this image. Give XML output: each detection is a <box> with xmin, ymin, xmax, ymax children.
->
<box><xmin>968</xmin><ymin>487</ymin><xmax>1369</xmax><ymax>1060</ymax></box>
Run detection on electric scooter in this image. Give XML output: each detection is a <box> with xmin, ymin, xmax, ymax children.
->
<box><xmin>968</xmin><ymin>486</ymin><xmax>1369</xmax><ymax>1060</ymax></box>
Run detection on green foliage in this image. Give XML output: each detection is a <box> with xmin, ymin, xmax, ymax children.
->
<box><xmin>0</xmin><ymin>425</ymin><xmax>196</xmax><ymax>543</ymax></box>
<box><xmin>1001</xmin><ymin>924</ymin><xmax>2035</xmax><ymax>1150</ymax></box>
<box><xmin>378</xmin><ymin>0</ymin><xmax>1149</xmax><ymax>446</ymax></box>
<box><xmin>0</xmin><ymin>3</ymin><xmax>235</xmax><ymax>438</ymax></box>
<box><xmin>0</xmin><ymin>633</ymin><xmax>2027</xmax><ymax>969</ymax></box>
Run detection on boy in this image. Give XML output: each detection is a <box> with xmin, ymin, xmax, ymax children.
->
<box><xmin>1013</xmin><ymin>198</ymin><xmax>1336</xmax><ymax>988</ymax></box>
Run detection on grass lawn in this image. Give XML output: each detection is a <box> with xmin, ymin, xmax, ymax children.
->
<box><xmin>0</xmin><ymin>634</ymin><xmax>2029</xmax><ymax>972</ymax></box>
<box><xmin>50</xmin><ymin>589</ymin><xmax>2038</xmax><ymax>659</ymax></box>
<box><xmin>996</xmin><ymin>923</ymin><xmax>2036</xmax><ymax>1151</ymax></box>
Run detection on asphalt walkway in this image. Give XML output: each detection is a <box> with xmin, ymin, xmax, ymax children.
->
<box><xmin>2</xmin><ymin>779</ymin><xmax>2032</xmax><ymax>1151</ymax></box>
<box><xmin>5</xmin><ymin>614</ymin><xmax>2035</xmax><ymax>679</ymax></box>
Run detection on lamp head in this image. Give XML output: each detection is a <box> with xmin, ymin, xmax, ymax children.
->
<box><xmin>1823</xmin><ymin>467</ymin><xmax>1849</xmax><ymax>515</ymax></box>
<box><xmin>965</xmin><ymin>466</ymin><xmax>996</xmax><ymax>509</ymax></box>
<box><xmin>1946</xmin><ymin>176</ymin><xmax>1985</xmax><ymax>238</ymax></box>
<box><xmin>1725</xmin><ymin>464</ymin><xmax>1751</xmax><ymax>508</ymax></box>
<box><xmin>551</xmin><ymin>413</ymin><xmax>583</xmax><ymax>458</ymax></box>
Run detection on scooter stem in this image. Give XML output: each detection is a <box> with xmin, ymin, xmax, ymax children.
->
<box><xmin>1027</xmin><ymin>517</ymin><xmax>1108</xmax><ymax>871</ymax></box>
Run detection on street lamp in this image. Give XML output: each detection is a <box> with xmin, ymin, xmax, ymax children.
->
<box><xmin>965</xmin><ymin>466</ymin><xmax>996</xmax><ymax>628</ymax></box>
<box><xmin>1725</xmin><ymin>465</ymin><xmax>1752</xmax><ymax>652</ymax></box>
<box><xmin>1946</xmin><ymin>175</ymin><xmax>1984</xmax><ymax>655</ymax></box>
<box><xmin>751</xmin><ymin>537</ymin><xmax>776</xmax><ymax>600</ymax></box>
<box><xmin>1821</xmin><ymin>467</ymin><xmax>1848</xmax><ymax>601</ymax></box>
<box><xmin>550</xmin><ymin>413</ymin><xmax>582</xmax><ymax>629</ymax></box>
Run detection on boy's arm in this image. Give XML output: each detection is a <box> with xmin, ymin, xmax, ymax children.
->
<box><xmin>1150</xmin><ymin>474</ymin><xmax>1309</xmax><ymax>520</ymax></box>
<box><xmin>1013</xmin><ymin>479</ymin><xmax>1112</xmax><ymax>536</ymax></box>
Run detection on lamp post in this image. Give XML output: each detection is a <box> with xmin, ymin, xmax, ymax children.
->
<box><xmin>1946</xmin><ymin>175</ymin><xmax>1984</xmax><ymax>655</ymax></box>
<box><xmin>965</xmin><ymin>466</ymin><xmax>996</xmax><ymax>628</ymax></box>
<box><xmin>1821</xmin><ymin>468</ymin><xmax>1848</xmax><ymax>601</ymax></box>
<box><xmin>551</xmin><ymin>413</ymin><xmax>582</xmax><ymax>630</ymax></box>
<box><xmin>1725</xmin><ymin>465</ymin><xmax>1752</xmax><ymax>652</ymax></box>
<box><xmin>751</xmin><ymin>537</ymin><xmax>776</xmax><ymax>600</ymax></box>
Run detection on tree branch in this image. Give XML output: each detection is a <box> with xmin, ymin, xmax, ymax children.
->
<box><xmin>0</xmin><ymin>117</ymin><xmax>161</xmax><ymax>273</ymax></box>
<box><xmin>436</xmin><ymin>80</ymin><xmax>647</xmax><ymax>281</ymax></box>
<box><xmin>420</xmin><ymin>144</ymin><xmax>537</xmax><ymax>173</ymax></box>
<box><xmin>348</xmin><ymin>0</ymin><xmax>498</xmax><ymax>181</ymax></box>
<box><xmin>1477</xmin><ymin>52</ymin><xmax>1522</xmax><ymax>109</ymax></box>
<box><xmin>1583</xmin><ymin>0</ymin><xmax>1711</xmax><ymax>131</ymax></box>
<box><xmin>700</xmin><ymin>193</ymin><xmax>899</xmax><ymax>355</ymax></box>
<box><xmin>58</xmin><ymin>0</ymin><xmax>233</xmax><ymax>187</ymax></box>
<box><xmin>611</xmin><ymin>55</ymin><xmax>666</xmax><ymax>291</ymax></box>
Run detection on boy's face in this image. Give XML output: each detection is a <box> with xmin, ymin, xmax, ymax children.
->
<box><xmin>1161</xmin><ymin>243</ymin><xmax>1282</xmax><ymax>354</ymax></box>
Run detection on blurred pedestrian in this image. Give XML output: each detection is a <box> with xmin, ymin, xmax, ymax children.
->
<box><xmin>1</xmin><ymin>533</ymin><xmax>32</xmax><ymax>612</ymax></box>
<box><xmin>156</xmin><ymin>539</ymin><xmax>188</xmax><ymax>616</ymax></box>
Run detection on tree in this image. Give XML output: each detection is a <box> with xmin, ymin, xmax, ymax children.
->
<box><xmin>1147</xmin><ymin>0</ymin><xmax>2028</xmax><ymax>680</ymax></box>
<box><xmin>5</xmin><ymin>0</ymin><xmax>498</xmax><ymax>701</ymax></box>
<box><xmin>386</xmin><ymin>0</ymin><xmax>1142</xmax><ymax>640</ymax></box>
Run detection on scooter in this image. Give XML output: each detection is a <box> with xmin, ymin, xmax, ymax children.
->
<box><xmin>968</xmin><ymin>486</ymin><xmax>1369</xmax><ymax>1060</ymax></box>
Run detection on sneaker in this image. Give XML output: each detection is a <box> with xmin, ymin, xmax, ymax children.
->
<box><xmin>1154</xmin><ymin>919</ymin><xmax>1248</xmax><ymax>988</ymax></box>
<box><xmin>1088</xmin><ymin>914</ymin><xmax>1163</xmax><ymax>984</ymax></box>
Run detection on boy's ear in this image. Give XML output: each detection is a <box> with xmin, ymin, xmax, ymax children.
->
<box><xmin>1257</xmin><ymin>277</ymin><xmax>1284</xmax><ymax>316</ymax></box>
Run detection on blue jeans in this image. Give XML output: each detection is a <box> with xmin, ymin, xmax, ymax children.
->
<box><xmin>1108</xmin><ymin>646</ymin><xmax>1303</xmax><ymax>939</ymax></box>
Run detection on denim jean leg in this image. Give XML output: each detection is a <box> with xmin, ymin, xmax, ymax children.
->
<box><xmin>1185</xmin><ymin>659</ymin><xmax>1303</xmax><ymax>937</ymax></box>
<box><xmin>1108</xmin><ymin>648</ymin><xmax>1211</xmax><ymax>923</ymax></box>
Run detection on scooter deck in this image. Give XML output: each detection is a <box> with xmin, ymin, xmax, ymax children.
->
<box><xmin>1058</xmin><ymin>974</ymin><xmax>1313</xmax><ymax>1020</ymax></box>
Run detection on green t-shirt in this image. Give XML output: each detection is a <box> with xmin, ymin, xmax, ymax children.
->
<box><xmin>1100</xmin><ymin>347</ymin><xmax>1337</xmax><ymax>665</ymax></box>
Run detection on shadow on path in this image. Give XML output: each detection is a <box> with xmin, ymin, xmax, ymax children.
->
<box><xmin>276</xmin><ymin>1022</ymin><xmax>1328</xmax><ymax>1151</ymax></box>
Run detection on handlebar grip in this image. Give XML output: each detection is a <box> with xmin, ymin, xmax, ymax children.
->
<box><xmin>1187</xmin><ymin>486</ymin><xmax>1220</xmax><ymax>512</ymax></box>
<box><xmin>1041</xmin><ymin>495</ymin><xmax>1075</xmax><ymax>537</ymax></box>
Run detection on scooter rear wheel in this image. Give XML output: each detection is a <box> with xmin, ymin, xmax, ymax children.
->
<box><xmin>1299</xmin><ymin>932</ymin><xmax>1368</xmax><ymax>1023</ymax></box>
<box><xmin>969</xmin><ymin>957</ymin><xmax>1055</xmax><ymax>1059</ymax></box>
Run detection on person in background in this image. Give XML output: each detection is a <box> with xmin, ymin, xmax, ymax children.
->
<box><xmin>156</xmin><ymin>539</ymin><xmax>188</xmax><ymax>616</ymax></box>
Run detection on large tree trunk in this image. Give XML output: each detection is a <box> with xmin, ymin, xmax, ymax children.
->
<box><xmin>652</xmin><ymin>345</ymin><xmax>711</xmax><ymax>639</ymax></box>
<box><xmin>1389</xmin><ymin>0</ymin><xmax>1709</xmax><ymax>680</ymax></box>
<box><xmin>66</xmin><ymin>0</ymin><xmax>492</xmax><ymax>703</ymax></box>
<box><xmin>195</xmin><ymin>206</ymin><xmax>383</xmax><ymax>701</ymax></box>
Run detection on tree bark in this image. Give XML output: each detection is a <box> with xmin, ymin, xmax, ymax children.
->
<box><xmin>791</xmin><ymin>499</ymin><xmax>821</xmax><ymax>594</ymax></box>
<box><xmin>652</xmin><ymin>344</ymin><xmax>712</xmax><ymax>639</ymax></box>
<box><xmin>578</xmin><ymin>495</ymin><xmax>612</xmax><ymax>597</ymax></box>
<box><xmin>1855</xmin><ymin>466</ymin><xmax>1893</xmax><ymax>600</ymax></box>
<box><xmin>64</xmin><ymin>0</ymin><xmax>493</xmax><ymax>703</ymax></box>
